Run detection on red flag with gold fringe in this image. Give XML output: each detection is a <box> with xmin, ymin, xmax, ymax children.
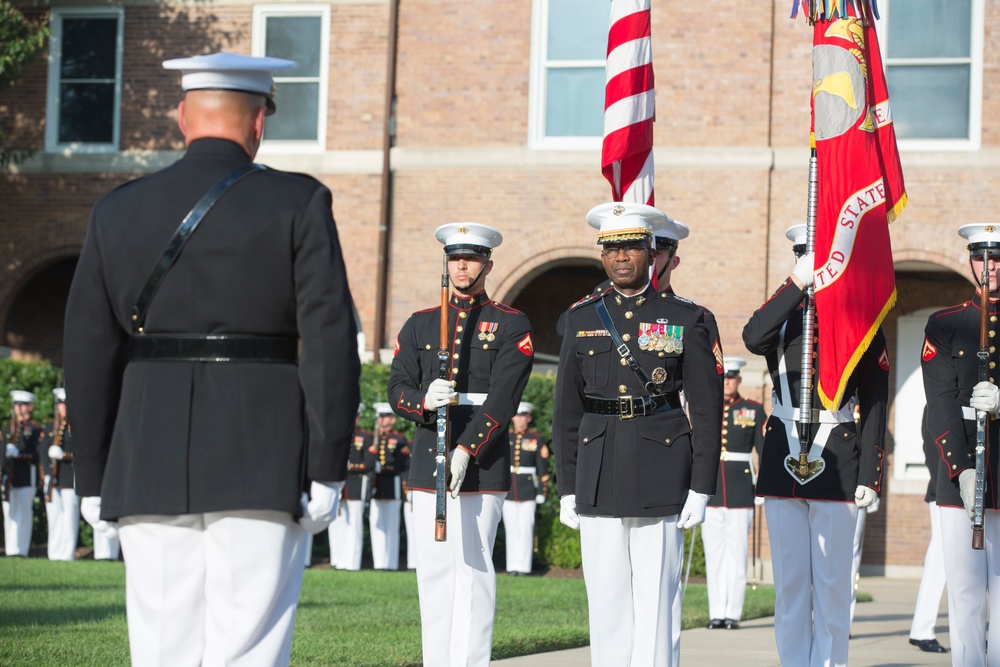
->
<box><xmin>798</xmin><ymin>0</ymin><xmax>906</xmax><ymax>409</ymax></box>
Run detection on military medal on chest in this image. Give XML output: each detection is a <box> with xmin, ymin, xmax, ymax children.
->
<box><xmin>478</xmin><ymin>321</ymin><xmax>498</xmax><ymax>342</ymax></box>
<box><xmin>638</xmin><ymin>322</ymin><xmax>684</xmax><ymax>353</ymax></box>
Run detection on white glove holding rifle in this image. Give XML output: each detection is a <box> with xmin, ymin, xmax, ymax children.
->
<box><xmin>959</xmin><ymin>469</ymin><xmax>977</xmax><ymax>521</ymax></box>
<box><xmin>971</xmin><ymin>381</ymin><xmax>1000</xmax><ymax>415</ymax></box>
<box><xmin>424</xmin><ymin>378</ymin><xmax>457</xmax><ymax>411</ymax></box>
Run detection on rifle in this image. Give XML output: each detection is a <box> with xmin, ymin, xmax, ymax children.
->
<box><xmin>46</xmin><ymin>419</ymin><xmax>66</xmax><ymax>504</ymax></box>
<box><xmin>434</xmin><ymin>254</ymin><xmax>450</xmax><ymax>542</ymax></box>
<box><xmin>973</xmin><ymin>248</ymin><xmax>990</xmax><ymax>550</ymax></box>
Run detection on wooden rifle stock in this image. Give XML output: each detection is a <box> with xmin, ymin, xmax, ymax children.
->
<box><xmin>434</xmin><ymin>257</ymin><xmax>450</xmax><ymax>541</ymax></box>
<box><xmin>973</xmin><ymin>249</ymin><xmax>990</xmax><ymax>550</ymax></box>
<box><xmin>46</xmin><ymin>419</ymin><xmax>66</xmax><ymax>503</ymax></box>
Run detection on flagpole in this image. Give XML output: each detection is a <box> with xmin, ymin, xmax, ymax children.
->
<box><xmin>797</xmin><ymin>142</ymin><xmax>819</xmax><ymax>477</ymax></box>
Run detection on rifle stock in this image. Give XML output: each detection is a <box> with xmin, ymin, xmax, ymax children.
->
<box><xmin>434</xmin><ymin>257</ymin><xmax>450</xmax><ymax>542</ymax></box>
<box><xmin>973</xmin><ymin>248</ymin><xmax>990</xmax><ymax>550</ymax></box>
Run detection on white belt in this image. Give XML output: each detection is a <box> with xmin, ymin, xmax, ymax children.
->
<box><xmin>720</xmin><ymin>452</ymin><xmax>753</xmax><ymax>462</ymax></box>
<box><xmin>962</xmin><ymin>406</ymin><xmax>996</xmax><ymax>421</ymax></box>
<box><xmin>769</xmin><ymin>404</ymin><xmax>855</xmax><ymax>425</ymax></box>
<box><xmin>457</xmin><ymin>392</ymin><xmax>487</xmax><ymax>406</ymax></box>
<box><xmin>511</xmin><ymin>466</ymin><xmax>537</xmax><ymax>474</ymax></box>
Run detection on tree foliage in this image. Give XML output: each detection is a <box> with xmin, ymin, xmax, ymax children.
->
<box><xmin>0</xmin><ymin>1</ymin><xmax>49</xmax><ymax>167</ymax></box>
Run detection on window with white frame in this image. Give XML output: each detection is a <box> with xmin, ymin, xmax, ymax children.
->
<box><xmin>529</xmin><ymin>0</ymin><xmax>608</xmax><ymax>148</ymax></box>
<box><xmin>881</xmin><ymin>0</ymin><xmax>983</xmax><ymax>149</ymax></box>
<box><xmin>253</xmin><ymin>5</ymin><xmax>329</xmax><ymax>149</ymax></box>
<box><xmin>45</xmin><ymin>8</ymin><xmax>123</xmax><ymax>152</ymax></box>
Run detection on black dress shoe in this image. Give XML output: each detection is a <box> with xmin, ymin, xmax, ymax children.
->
<box><xmin>707</xmin><ymin>619</ymin><xmax>725</xmax><ymax>629</ymax></box>
<box><xmin>909</xmin><ymin>638</ymin><xmax>948</xmax><ymax>653</ymax></box>
<box><xmin>724</xmin><ymin>619</ymin><xmax>740</xmax><ymax>630</ymax></box>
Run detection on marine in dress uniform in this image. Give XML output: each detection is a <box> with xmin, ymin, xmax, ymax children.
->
<box><xmin>501</xmin><ymin>401</ymin><xmax>550</xmax><ymax>576</ymax></box>
<box><xmin>367</xmin><ymin>402</ymin><xmax>410</xmax><ymax>570</ymax></box>
<box><xmin>63</xmin><ymin>53</ymin><xmax>360</xmax><ymax>666</ymax></box>
<box><xmin>553</xmin><ymin>202</ymin><xmax>723</xmax><ymax>667</ymax></box>
<box><xmin>702</xmin><ymin>357</ymin><xmax>765</xmax><ymax>630</ymax></box>
<box><xmin>388</xmin><ymin>222</ymin><xmax>533</xmax><ymax>667</ymax></box>
<box><xmin>2</xmin><ymin>390</ymin><xmax>43</xmax><ymax>557</ymax></box>
<box><xmin>329</xmin><ymin>404</ymin><xmax>373</xmax><ymax>571</ymax></box>
<box><xmin>907</xmin><ymin>406</ymin><xmax>948</xmax><ymax>653</ymax></box>
<box><xmin>742</xmin><ymin>224</ymin><xmax>888</xmax><ymax>667</ymax></box>
<box><xmin>40</xmin><ymin>388</ymin><xmax>80</xmax><ymax>561</ymax></box>
<box><xmin>923</xmin><ymin>222</ymin><xmax>1000</xmax><ymax>666</ymax></box>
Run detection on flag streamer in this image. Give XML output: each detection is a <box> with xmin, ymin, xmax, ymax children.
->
<box><xmin>791</xmin><ymin>0</ymin><xmax>880</xmax><ymax>22</ymax></box>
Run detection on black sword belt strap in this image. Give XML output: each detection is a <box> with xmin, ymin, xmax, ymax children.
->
<box><xmin>130</xmin><ymin>163</ymin><xmax>265</xmax><ymax>335</ymax></box>
<box><xmin>595</xmin><ymin>297</ymin><xmax>659</xmax><ymax>394</ymax></box>
<box><xmin>128</xmin><ymin>334</ymin><xmax>298</xmax><ymax>363</ymax></box>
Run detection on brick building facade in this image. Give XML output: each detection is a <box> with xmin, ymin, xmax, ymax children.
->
<box><xmin>2</xmin><ymin>0</ymin><xmax>999</xmax><ymax>573</ymax></box>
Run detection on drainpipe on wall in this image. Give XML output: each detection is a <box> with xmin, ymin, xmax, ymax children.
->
<box><xmin>374</xmin><ymin>0</ymin><xmax>400</xmax><ymax>359</ymax></box>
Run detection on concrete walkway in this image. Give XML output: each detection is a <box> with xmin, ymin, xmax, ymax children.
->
<box><xmin>494</xmin><ymin>577</ymin><xmax>952</xmax><ymax>666</ymax></box>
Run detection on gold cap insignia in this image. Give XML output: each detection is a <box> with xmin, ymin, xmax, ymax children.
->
<box><xmin>613</xmin><ymin>205</ymin><xmax>626</xmax><ymax>216</ymax></box>
<box><xmin>458</xmin><ymin>226</ymin><xmax>468</xmax><ymax>234</ymax></box>
<box><xmin>988</xmin><ymin>226</ymin><xmax>997</xmax><ymax>233</ymax></box>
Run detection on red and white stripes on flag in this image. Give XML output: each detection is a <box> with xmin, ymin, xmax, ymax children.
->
<box><xmin>601</xmin><ymin>0</ymin><xmax>655</xmax><ymax>205</ymax></box>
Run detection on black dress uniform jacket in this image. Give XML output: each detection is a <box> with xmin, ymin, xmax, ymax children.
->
<box><xmin>388</xmin><ymin>291</ymin><xmax>534</xmax><ymax>493</ymax></box>
<box><xmin>506</xmin><ymin>429</ymin><xmax>549</xmax><ymax>501</ymax></box>
<box><xmin>368</xmin><ymin>430</ymin><xmax>410</xmax><ymax>500</ymax></box>
<box><xmin>40</xmin><ymin>420</ymin><xmax>74</xmax><ymax>490</ymax></box>
<box><xmin>743</xmin><ymin>279</ymin><xmax>889</xmax><ymax>500</ymax></box>
<box><xmin>2</xmin><ymin>419</ymin><xmax>42</xmax><ymax>489</ymax></box>
<box><xmin>554</xmin><ymin>285</ymin><xmax>723</xmax><ymax>518</ymax></box>
<box><xmin>64</xmin><ymin>138</ymin><xmax>361</xmax><ymax>521</ymax></box>
<box><xmin>346</xmin><ymin>430</ymin><xmax>374</xmax><ymax>502</ymax></box>
<box><xmin>709</xmin><ymin>395</ymin><xmax>765</xmax><ymax>508</ymax></box>
<box><xmin>922</xmin><ymin>295</ymin><xmax>1000</xmax><ymax>508</ymax></box>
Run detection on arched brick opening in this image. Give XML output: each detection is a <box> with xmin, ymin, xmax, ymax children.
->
<box><xmin>1</xmin><ymin>252</ymin><xmax>80</xmax><ymax>365</ymax></box>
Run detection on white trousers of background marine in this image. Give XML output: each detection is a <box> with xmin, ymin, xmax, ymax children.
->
<box><xmin>579</xmin><ymin>514</ymin><xmax>684</xmax><ymax>667</ymax></box>
<box><xmin>2</xmin><ymin>486</ymin><xmax>35</xmax><ymax>556</ymax></box>
<box><xmin>909</xmin><ymin>501</ymin><xmax>946</xmax><ymax>644</ymax></box>
<box><xmin>329</xmin><ymin>499</ymin><xmax>365</xmax><ymax>570</ymax></box>
<box><xmin>502</xmin><ymin>499</ymin><xmax>537</xmax><ymax>574</ymax></box>
<box><xmin>412</xmin><ymin>490</ymin><xmax>503</xmax><ymax>667</ymax></box>
<box><xmin>369</xmin><ymin>498</ymin><xmax>401</xmax><ymax>570</ymax></box>
<box><xmin>118</xmin><ymin>510</ymin><xmax>306</xmax><ymax>667</ymax></box>
<box><xmin>701</xmin><ymin>506</ymin><xmax>752</xmax><ymax>622</ymax></box>
<box><xmin>45</xmin><ymin>487</ymin><xmax>80</xmax><ymax>561</ymax></box>
<box><xmin>939</xmin><ymin>505</ymin><xmax>1000</xmax><ymax>667</ymax></box>
<box><xmin>765</xmin><ymin>497</ymin><xmax>858</xmax><ymax>667</ymax></box>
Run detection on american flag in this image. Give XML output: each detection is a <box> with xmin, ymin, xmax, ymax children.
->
<box><xmin>601</xmin><ymin>0</ymin><xmax>655</xmax><ymax>205</ymax></box>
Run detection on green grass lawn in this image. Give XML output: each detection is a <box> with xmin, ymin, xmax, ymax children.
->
<box><xmin>0</xmin><ymin>558</ymin><xmax>776</xmax><ymax>666</ymax></box>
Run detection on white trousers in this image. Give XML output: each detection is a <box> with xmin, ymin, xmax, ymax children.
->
<box><xmin>939</xmin><ymin>505</ymin><xmax>1000</xmax><ymax>667</ymax></box>
<box><xmin>849</xmin><ymin>508</ymin><xmax>866</xmax><ymax>625</ymax></box>
<box><xmin>93</xmin><ymin>525</ymin><xmax>121</xmax><ymax>560</ymax></box>
<box><xmin>3</xmin><ymin>486</ymin><xmax>36</xmax><ymax>556</ymax></box>
<box><xmin>910</xmin><ymin>501</ymin><xmax>946</xmax><ymax>641</ymax></box>
<box><xmin>412</xmin><ymin>490</ymin><xmax>503</xmax><ymax>667</ymax></box>
<box><xmin>765</xmin><ymin>497</ymin><xmax>858</xmax><ymax>667</ymax></box>
<box><xmin>118</xmin><ymin>510</ymin><xmax>306</xmax><ymax>667</ymax></box>
<box><xmin>329</xmin><ymin>499</ymin><xmax>364</xmax><ymax>570</ymax></box>
<box><xmin>369</xmin><ymin>498</ymin><xmax>401</xmax><ymax>570</ymax></box>
<box><xmin>580</xmin><ymin>514</ymin><xmax>683</xmax><ymax>667</ymax></box>
<box><xmin>502</xmin><ymin>499</ymin><xmax>536</xmax><ymax>574</ymax></box>
<box><xmin>701</xmin><ymin>506</ymin><xmax>752</xmax><ymax>621</ymax></box>
<box><xmin>45</xmin><ymin>488</ymin><xmax>80</xmax><ymax>561</ymax></box>
<box><xmin>402</xmin><ymin>497</ymin><xmax>416</xmax><ymax>569</ymax></box>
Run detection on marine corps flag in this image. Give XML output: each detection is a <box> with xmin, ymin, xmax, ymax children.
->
<box><xmin>797</xmin><ymin>0</ymin><xmax>906</xmax><ymax>410</ymax></box>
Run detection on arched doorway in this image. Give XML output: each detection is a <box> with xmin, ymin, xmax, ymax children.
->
<box><xmin>3</xmin><ymin>258</ymin><xmax>78</xmax><ymax>365</ymax></box>
<box><xmin>508</xmin><ymin>261</ymin><xmax>606</xmax><ymax>368</ymax></box>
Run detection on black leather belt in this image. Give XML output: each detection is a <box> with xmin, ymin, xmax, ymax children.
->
<box><xmin>129</xmin><ymin>335</ymin><xmax>298</xmax><ymax>363</ymax></box>
<box><xmin>584</xmin><ymin>392</ymin><xmax>680</xmax><ymax>420</ymax></box>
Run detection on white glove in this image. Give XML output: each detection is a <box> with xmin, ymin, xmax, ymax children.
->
<box><xmin>5</xmin><ymin>443</ymin><xmax>18</xmax><ymax>458</ymax></box>
<box><xmin>559</xmin><ymin>494</ymin><xmax>580</xmax><ymax>530</ymax></box>
<box><xmin>866</xmin><ymin>495</ymin><xmax>881</xmax><ymax>514</ymax></box>
<box><xmin>677</xmin><ymin>491</ymin><xmax>710</xmax><ymax>530</ymax></box>
<box><xmin>449</xmin><ymin>448</ymin><xmax>471</xmax><ymax>498</ymax></box>
<box><xmin>971</xmin><ymin>381</ymin><xmax>1000</xmax><ymax>415</ymax></box>
<box><xmin>535</xmin><ymin>494</ymin><xmax>546</xmax><ymax>505</ymax></box>
<box><xmin>754</xmin><ymin>496</ymin><xmax>766</xmax><ymax>507</ymax></box>
<box><xmin>424</xmin><ymin>378</ymin><xmax>457</xmax><ymax>411</ymax></box>
<box><xmin>792</xmin><ymin>252</ymin><xmax>815</xmax><ymax>288</ymax></box>
<box><xmin>854</xmin><ymin>485</ymin><xmax>878</xmax><ymax>509</ymax></box>
<box><xmin>959</xmin><ymin>469</ymin><xmax>977</xmax><ymax>520</ymax></box>
<box><xmin>80</xmin><ymin>496</ymin><xmax>119</xmax><ymax>541</ymax></box>
<box><xmin>298</xmin><ymin>481</ymin><xmax>345</xmax><ymax>534</ymax></box>
<box><xmin>374</xmin><ymin>461</ymin><xmax>383</xmax><ymax>474</ymax></box>
<box><xmin>48</xmin><ymin>445</ymin><xmax>65</xmax><ymax>460</ymax></box>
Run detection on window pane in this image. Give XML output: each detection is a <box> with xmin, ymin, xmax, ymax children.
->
<box><xmin>887</xmin><ymin>0</ymin><xmax>970</xmax><ymax>59</ymax></box>
<box><xmin>266</xmin><ymin>17</ymin><xmax>321</xmax><ymax>77</ymax></box>
<box><xmin>58</xmin><ymin>83</ymin><xmax>114</xmax><ymax>143</ymax></box>
<box><xmin>265</xmin><ymin>82</ymin><xmax>319</xmax><ymax>140</ymax></box>
<box><xmin>61</xmin><ymin>18</ymin><xmax>118</xmax><ymax>79</ymax></box>
<box><xmin>545</xmin><ymin>67</ymin><xmax>604</xmax><ymax>137</ymax></box>
<box><xmin>887</xmin><ymin>64</ymin><xmax>969</xmax><ymax>139</ymax></box>
<box><xmin>548</xmin><ymin>0</ymin><xmax>608</xmax><ymax>61</ymax></box>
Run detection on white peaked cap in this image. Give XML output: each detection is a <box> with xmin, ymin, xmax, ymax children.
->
<box><xmin>516</xmin><ymin>401</ymin><xmax>534</xmax><ymax>415</ymax></box>
<box><xmin>959</xmin><ymin>223</ymin><xmax>1000</xmax><ymax>248</ymax></box>
<box><xmin>723</xmin><ymin>357</ymin><xmax>747</xmax><ymax>376</ymax></box>
<box><xmin>10</xmin><ymin>390</ymin><xmax>35</xmax><ymax>403</ymax></box>
<box><xmin>785</xmin><ymin>224</ymin><xmax>808</xmax><ymax>246</ymax></box>
<box><xmin>373</xmin><ymin>402</ymin><xmax>394</xmax><ymax>416</ymax></box>
<box><xmin>435</xmin><ymin>223</ymin><xmax>503</xmax><ymax>256</ymax></box>
<box><xmin>587</xmin><ymin>202</ymin><xmax>669</xmax><ymax>245</ymax></box>
<box><xmin>52</xmin><ymin>388</ymin><xmax>66</xmax><ymax>402</ymax></box>
<box><xmin>162</xmin><ymin>52</ymin><xmax>295</xmax><ymax>115</ymax></box>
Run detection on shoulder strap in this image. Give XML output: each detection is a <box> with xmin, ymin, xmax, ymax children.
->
<box><xmin>131</xmin><ymin>163</ymin><xmax>264</xmax><ymax>334</ymax></box>
<box><xmin>594</xmin><ymin>297</ymin><xmax>661</xmax><ymax>395</ymax></box>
